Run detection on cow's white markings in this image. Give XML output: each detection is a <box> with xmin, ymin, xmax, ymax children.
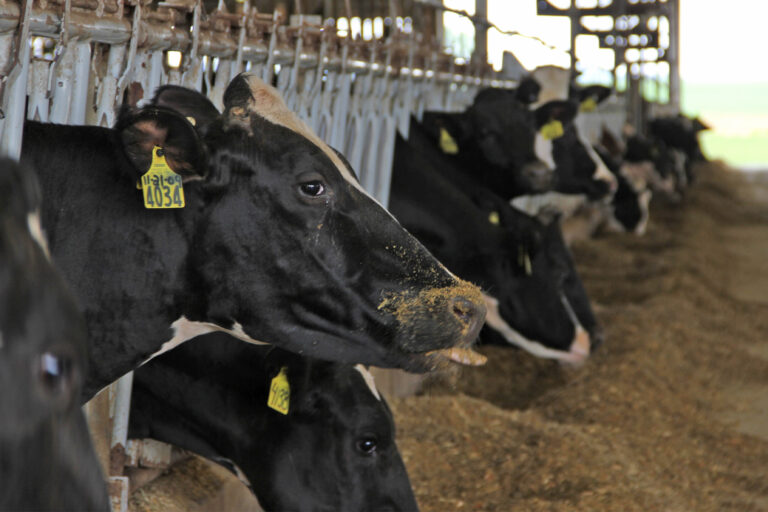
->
<box><xmin>482</xmin><ymin>294</ymin><xmax>589</xmax><ymax>364</ymax></box>
<box><xmin>576</xmin><ymin>128</ymin><xmax>617</xmax><ymax>191</ymax></box>
<box><xmin>635</xmin><ymin>189</ymin><xmax>652</xmax><ymax>235</ymax></box>
<box><xmin>534</xmin><ymin>133</ymin><xmax>556</xmax><ymax>171</ymax></box>
<box><xmin>27</xmin><ymin>211</ymin><xmax>50</xmax><ymax>258</ymax></box>
<box><xmin>511</xmin><ymin>192</ymin><xmax>588</xmax><ymax>219</ymax></box>
<box><xmin>354</xmin><ymin>365</ymin><xmax>382</xmax><ymax>401</ymax></box>
<box><xmin>142</xmin><ymin>317</ymin><xmax>268</xmax><ymax>365</ymax></box>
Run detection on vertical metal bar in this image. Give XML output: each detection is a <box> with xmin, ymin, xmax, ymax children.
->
<box><xmin>667</xmin><ymin>0</ymin><xmax>680</xmax><ymax>109</ymax></box>
<box><xmin>473</xmin><ymin>0</ymin><xmax>487</xmax><ymax>66</ymax></box>
<box><xmin>27</xmin><ymin>59</ymin><xmax>51</xmax><ymax>122</ymax></box>
<box><xmin>49</xmin><ymin>47</ymin><xmax>77</xmax><ymax>123</ymax></box>
<box><xmin>95</xmin><ymin>44</ymin><xmax>126</xmax><ymax>127</ymax></box>
<box><xmin>69</xmin><ymin>41</ymin><xmax>92</xmax><ymax>124</ymax></box>
<box><xmin>0</xmin><ymin>0</ymin><xmax>33</xmax><ymax>159</ymax></box>
<box><xmin>109</xmin><ymin>372</ymin><xmax>134</xmax><ymax>462</ymax></box>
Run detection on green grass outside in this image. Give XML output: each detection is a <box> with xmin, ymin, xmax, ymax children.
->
<box><xmin>699</xmin><ymin>132</ymin><xmax>768</xmax><ymax>169</ymax></box>
<box><xmin>682</xmin><ymin>81</ymin><xmax>768</xmax><ymax>168</ymax></box>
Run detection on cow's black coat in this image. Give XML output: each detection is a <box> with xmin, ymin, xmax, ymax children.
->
<box><xmin>391</xmin><ymin>122</ymin><xmax>601</xmax><ymax>355</ymax></box>
<box><xmin>129</xmin><ymin>333</ymin><xmax>418</xmax><ymax>512</ymax></box>
<box><xmin>0</xmin><ymin>158</ymin><xmax>109</xmax><ymax>511</ymax></box>
<box><xmin>419</xmin><ymin>88</ymin><xmax>553</xmax><ymax>198</ymax></box>
<box><xmin>21</xmin><ymin>75</ymin><xmax>485</xmax><ymax>400</ymax></box>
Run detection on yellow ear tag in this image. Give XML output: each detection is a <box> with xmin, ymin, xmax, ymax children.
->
<box><xmin>541</xmin><ymin>120</ymin><xmax>564</xmax><ymax>141</ymax></box>
<box><xmin>488</xmin><ymin>211</ymin><xmax>500</xmax><ymax>225</ymax></box>
<box><xmin>139</xmin><ymin>146</ymin><xmax>185</xmax><ymax>209</ymax></box>
<box><xmin>267</xmin><ymin>366</ymin><xmax>290</xmax><ymax>415</ymax></box>
<box><xmin>439</xmin><ymin>127</ymin><xmax>459</xmax><ymax>154</ymax></box>
<box><xmin>580</xmin><ymin>97</ymin><xmax>597</xmax><ymax>112</ymax></box>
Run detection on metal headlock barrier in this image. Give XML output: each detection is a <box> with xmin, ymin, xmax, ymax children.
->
<box><xmin>0</xmin><ymin>1</ymin><xmax>520</xmax><ymax>509</ymax></box>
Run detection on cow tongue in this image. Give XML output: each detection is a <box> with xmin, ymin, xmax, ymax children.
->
<box><xmin>426</xmin><ymin>347</ymin><xmax>487</xmax><ymax>366</ymax></box>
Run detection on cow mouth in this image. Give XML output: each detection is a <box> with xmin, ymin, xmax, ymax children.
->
<box><xmin>424</xmin><ymin>346</ymin><xmax>487</xmax><ymax>366</ymax></box>
<box><xmin>482</xmin><ymin>293</ymin><xmax>593</xmax><ymax>364</ymax></box>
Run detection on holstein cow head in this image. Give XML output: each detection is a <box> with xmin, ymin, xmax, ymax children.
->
<box><xmin>419</xmin><ymin>84</ymin><xmax>553</xmax><ymax>198</ymax></box>
<box><xmin>593</xmin><ymin>146</ymin><xmax>653</xmax><ymax>236</ymax></box>
<box><xmin>529</xmin><ymin>66</ymin><xmax>618</xmax><ymax>200</ymax></box>
<box><xmin>0</xmin><ymin>158</ymin><xmax>109</xmax><ymax>511</ymax></box>
<box><xmin>533</xmin><ymin>99</ymin><xmax>617</xmax><ymax>201</ymax></box>
<box><xmin>129</xmin><ymin>333</ymin><xmax>418</xmax><ymax>512</ymax></box>
<box><xmin>141</xmin><ymin>75</ymin><xmax>486</xmax><ymax>371</ymax></box>
<box><xmin>481</xmin><ymin>206</ymin><xmax>602</xmax><ymax>363</ymax></box>
<box><xmin>389</xmin><ymin>132</ymin><xmax>600</xmax><ymax>364</ymax></box>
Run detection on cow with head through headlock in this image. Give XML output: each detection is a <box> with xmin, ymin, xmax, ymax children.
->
<box><xmin>391</xmin><ymin>121</ymin><xmax>601</xmax><ymax>364</ymax></box>
<box><xmin>0</xmin><ymin>157</ymin><xmax>109</xmax><ymax>511</ymax></box>
<box><xmin>20</xmin><ymin>73</ymin><xmax>486</xmax><ymax>401</ymax></box>
<box><xmin>129</xmin><ymin>332</ymin><xmax>419</xmax><ymax>512</ymax></box>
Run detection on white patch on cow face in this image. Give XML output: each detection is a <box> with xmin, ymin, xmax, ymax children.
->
<box><xmin>142</xmin><ymin>316</ymin><xmax>268</xmax><ymax>365</ymax></box>
<box><xmin>575</xmin><ymin>129</ymin><xmax>616</xmax><ymax>194</ymax></box>
<box><xmin>534</xmin><ymin>133</ymin><xmax>556</xmax><ymax>171</ymax></box>
<box><xmin>354</xmin><ymin>364</ymin><xmax>382</xmax><ymax>401</ymax></box>
<box><xmin>27</xmin><ymin>211</ymin><xmax>50</xmax><ymax>259</ymax></box>
<box><xmin>634</xmin><ymin>189</ymin><xmax>652</xmax><ymax>236</ymax></box>
<box><xmin>511</xmin><ymin>192</ymin><xmax>587</xmax><ymax>219</ymax></box>
<box><xmin>619</xmin><ymin>161</ymin><xmax>652</xmax><ymax>192</ymax></box>
<box><xmin>482</xmin><ymin>294</ymin><xmax>589</xmax><ymax>364</ymax></box>
<box><xmin>530</xmin><ymin>66</ymin><xmax>571</xmax><ymax>105</ymax></box>
<box><xmin>240</xmin><ymin>74</ymin><xmax>366</xmax><ymax>195</ymax></box>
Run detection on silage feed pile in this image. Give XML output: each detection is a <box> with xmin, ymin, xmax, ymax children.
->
<box><xmin>392</xmin><ymin>162</ymin><xmax>768</xmax><ymax>511</ymax></box>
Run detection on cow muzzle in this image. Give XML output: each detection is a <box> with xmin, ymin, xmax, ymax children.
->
<box><xmin>521</xmin><ymin>160</ymin><xmax>554</xmax><ymax>192</ymax></box>
<box><xmin>380</xmin><ymin>280</ymin><xmax>487</xmax><ymax>368</ymax></box>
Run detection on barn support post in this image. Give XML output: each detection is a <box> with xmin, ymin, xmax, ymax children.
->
<box><xmin>667</xmin><ymin>0</ymin><xmax>680</xmax><ymax>110</ymax></box>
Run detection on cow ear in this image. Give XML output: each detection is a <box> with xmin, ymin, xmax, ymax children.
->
<box><xmin>422</xmin><ymin>111</ymin><xmax>470</xmax><ymax>149</ymax></box>
<box><xmin>691</xmin><ymin>117</ymin><xmax>710</xmax><ymax>132</ymax></box>
<box><xmin>534</xmin><ymin>100</ymin><xmax>578</xmax><ymax>130</ymax></box>
<box><xmin>515</xmin><ymin>76</ymin><xmax>541</xmax><ymax>105</ymax></box>
<box><xmin>150</xmin><ymin>85</ymin><xmax>221</xmax><ymax>134</ymax></box>
<box><xmin>578</xmin><ymin>85</ymin><xmax>612</xmax><ymax>107</ymax></box>
<box><xmin>116</xmin><ymin>106</ymin><xmax>207</xmax><ymax>182</ymax></box>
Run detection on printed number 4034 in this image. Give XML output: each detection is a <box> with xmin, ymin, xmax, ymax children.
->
<box><xmin>144</xmin><ymin>174</ymin><xmax>183</xmax><ymax>208</ymax></box>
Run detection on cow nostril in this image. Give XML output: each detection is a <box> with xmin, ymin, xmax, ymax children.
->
<box><xmin>450</xmin><ymin>297</ymin><xmax>477</xmax><ymax>325</ymax></box>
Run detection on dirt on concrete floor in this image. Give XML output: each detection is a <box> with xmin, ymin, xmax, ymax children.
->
<box><xmin>129</xmin><ymin>162</ymin><xmax>768</xmax><ymax>512</ymax></box>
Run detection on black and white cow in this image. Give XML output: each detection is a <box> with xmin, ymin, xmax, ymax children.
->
<box><xmin>128</xmin><ymin>333</ymin><xmax>418</xmax><ymax>511</ymax></box>
<box><xmin>21</xmin><ymin>74</ymin><xmax>486</xmax><ymax>401</ymax></box>
<box><xmin>418</xmin><ymin>84</ymin><xmax>555</xmax><ymax>199</ymax></box>
<box><xmin>0</xmin><ymin>158</ymin><xmax>109</xmax><ymax>511</ymax></box>
<box><xmin>391</xmin><ymin>123</ymin><xmax>601</xmax><ymax>363</ymax></box>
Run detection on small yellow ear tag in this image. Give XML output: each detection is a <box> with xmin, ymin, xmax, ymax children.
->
<box><xmin>267</xmin><ymin>367</ymin><xmax>290</xmax><ymax>415</ymax></box>
<box><xmin>488</xmin><ymin>211</ymin><xmax>500</xmax><ymax>225</ymax></box>
<box><xmin>139</xmin><ymin>146</ymin><xmax>185</xmax><ymax>209</ymax></box>
<box><xmin>541</xmin><ymin>120</ymin><xmax>564</xmax><ymax>140</ymax></box>
<box><xmin>439</xmin><ymin>127</ymin><xmax>459</xmax><ymax>154</ymax></box>
<box><xmin>580</xmin><ymin>97</ymin><xmax>597</xmax><ymax>112</ymax></box>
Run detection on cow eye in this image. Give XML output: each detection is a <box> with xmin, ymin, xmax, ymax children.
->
<box><xmin>39</xmin><ymin>352</ymin><xmax>73</xmax><ymax>395</ymax></box>
<box><xmin>298</xmin><ymin>181</ymin><xmax>326</xmax><ymax>197</ymax></box>
<box><xmin>356</xmin><ymin>436</ymin><xmax>378</xmax><ymax>455</ymax></box>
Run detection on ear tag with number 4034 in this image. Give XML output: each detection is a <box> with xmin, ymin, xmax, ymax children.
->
<box><xmin>138</xmin><ymin>146</ymin><xmax>185</xmax><ymax>209</ymax></box>
<box><xmin>267</xmin><ymin>366</ymin><xmax>290</xmax><ymax>415</ymax></box>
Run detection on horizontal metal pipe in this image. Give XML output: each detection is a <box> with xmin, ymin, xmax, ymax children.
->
<box><xmin>0</xmin><ymin>1</ymin><xmax>517</xmax><ymax>88</ymax></box>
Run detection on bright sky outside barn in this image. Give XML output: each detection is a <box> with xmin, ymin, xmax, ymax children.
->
<box><xmin>1</xmin><ymin>1</ymin><xmax>766</xmax><ymax>511</ymax></box>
